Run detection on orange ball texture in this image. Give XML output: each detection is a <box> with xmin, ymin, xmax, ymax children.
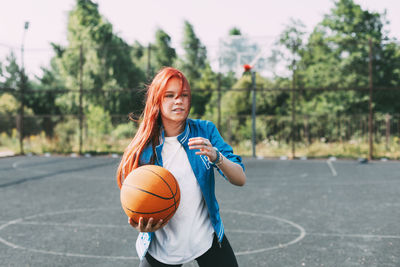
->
<box><xmin>120</xmin><ymin>165</ymin><xmax>180</xmax><ymax>225</ymax></box>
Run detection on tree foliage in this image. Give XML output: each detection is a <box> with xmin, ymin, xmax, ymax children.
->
<box><xmin>1</xmin><ymin>0</ymin><xmax>399</xmax><ymax>149</ymax></box>
<box><xmin>180</xmin><ymin>20</ymin><xmax>207</xmax><ymax>84</ymax></box>
<box><xmin>1</xmin><ymin>52</ymin><xmax>21</xmax><ymax>89</ymax></box>
<box><xmin>279</xmin><ymin>0</ymin><xmax>400</xmax><ymax>116</ymax></box>
<box><xmin>153</xmin><ymin>29</ymin><xmax>177</xmax><ymax>70</ymax></box>
<box><xmin>50</xmin><ymin>0</ymin><xmax>145</xmax><ymax>115</ymax></box>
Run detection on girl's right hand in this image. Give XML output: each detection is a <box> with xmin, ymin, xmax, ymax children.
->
<box><xmin>128</xmin><ymin>217</ymin><xmax>165</xmax><ymax>232</ymax></box>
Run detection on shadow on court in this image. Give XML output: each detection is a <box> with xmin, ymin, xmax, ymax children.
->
<box><xmin>0</xmin><ymin>156</ymin><xmax>399</xmax><ymax>267</ymax></box>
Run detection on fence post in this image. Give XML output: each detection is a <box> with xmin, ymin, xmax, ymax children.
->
<box><xmin>368</xmin><ymin>38</ymin><xmax>374</xmax><ymax>160</ymax></box>
<box><xmin>79</xmin><ymin>45</ymin><xmax>84</xmax><ymax>155</ymax></box>
<box><xmin>251</xmin><ymin>71</ymin><xmax>256</xmax><ymax>158</ymax></box>
<box><xmin>385</xmin><ymin>114</ymin><xmax>390</xmax><ymax>150</ymax></box>
<box><xmin>291</xmin><ymin>61</ymin><xmax>296</xmax><ymax>159</ymax></box>
<box><xmin>227</xmin><ymin>116</ymin><xmax>232</xmax><ymax>144</ymax></box>
<box><xmin>304</xmin><ymin>115</ymin><xmax>309</xmax><ymax>145</ymax></box>
<box><xmin>18</xmin><ymin>71</ymin><xmax>26</xmax><ymax>155</ymax></box>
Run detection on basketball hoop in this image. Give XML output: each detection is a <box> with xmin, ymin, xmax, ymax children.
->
<box><xmin>243</xmin><ymin>64</ymin><xmax>252</xmax><ymax>72</ymax></box>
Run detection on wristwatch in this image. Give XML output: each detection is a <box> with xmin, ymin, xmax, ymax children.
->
<box><xmin>212</xmin><ymin>147</ymin><xmax>223</xmax><ymax>167</ymax></box>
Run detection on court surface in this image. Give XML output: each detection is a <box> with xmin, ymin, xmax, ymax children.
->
<box><xmin>0</xmin><ymin>156</ymin><xmax>399</xmax><ymax>267</ymax></box>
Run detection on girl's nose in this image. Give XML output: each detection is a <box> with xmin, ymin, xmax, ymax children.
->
<box><xmin>175</xmin><ymin>95</ymin><xmax>183</xmax><ymax>103</ymax></box>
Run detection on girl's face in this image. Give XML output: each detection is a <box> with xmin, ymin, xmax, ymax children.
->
<box><xmin>160</xmin><ymin>77</ymin><xmax>190</xmax><ymax>126</ymax></box>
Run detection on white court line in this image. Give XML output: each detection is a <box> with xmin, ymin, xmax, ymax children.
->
<box><xmin>326</xmin><ymin>160</ymin><xmax>338</xmax><ymax>176</ymax></box>
<box><xmin>0</xmin><ymin>210</ymin><xmax>138</xmax><ymax>260</ymax></box>
<box><xmin>0</xmin><ymin>236</ymin><xmax>138</xmax><ymax>260</ymax></box>
<box><xmin>226</xmin><ymin>229</ymin><xmax>400</xmax><ymax>240</ymax></box>
<box><xmin>0</xmin><ymin>218</ymin><xmax>23</xmax><ymax>231</ymax></box>
<box><xmin>17</xmin><ymin>221</ymin><xmax>124</xmax><ymax>229</ymax></box>
<box><xmin>2</xmin><ymin>208</ymin><xmax>399</xmax><ymax>261</ymax></box>
<box><xmin>0</xmin><ymin>218</ymin><xmax>23</xmax><ymax>249</ymax></box>
<box><xmin>307</xmin><ymin>232</ymin><xmax>400</xmax><ymax>239</ymax></box>
<box><xmin>223</xmin><ymin>210</ymin><xmax>306</xmax><ymax>255</ymax></box>
<box><xmin>12</xmin><ymin>221</ymin><xmax>400</xmax><ymax>241</ymax></box>
<box><xmin>0</xmin><ymin>208</ymin><xmax>306</xmax><ymax>258</ymax></box>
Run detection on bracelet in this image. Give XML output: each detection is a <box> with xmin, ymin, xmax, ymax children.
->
<box><xmin>215</xmin><ymin>151</ymin><xmax>224</xmax><ymax>167</ymax></box>
<box><xmin>211</xmin><ymin>147</ymin><xmax>220</xmax><ymax>164</ymax></box>
<box><xmin>212</xmin><ymin>147</ymin><xmax>223</xmax><ymax>167</ymax></box>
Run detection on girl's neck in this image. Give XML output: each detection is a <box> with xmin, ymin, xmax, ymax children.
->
<box><xmin>163</xmin><ymin>120</ymin><xmax>186</xmax><ymax>137</ymax></box>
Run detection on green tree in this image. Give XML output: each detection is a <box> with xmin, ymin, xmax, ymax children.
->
<box><xmin>179</xmin><ymin>21</ymin><xmax>211</xmax><ymax>117</ymax></box>
<box><xmin>86</xmin><ymin>104</ymin><xmax>112</xmax><ymax>138</ymax></box>
<box><xmin>0</xmin><ymin>93</ymin><xmax>19</xmax><ymax>135</ymax></box>
<box><xmin>190</xmin><ymin>63</ymin><xmax>216</xmax><ymax>117</ymax></box>
<box><xmin>299</xmin><ymin>0</ymin><xmax>400</xmax><ymax>114</ymax></box>
<box><xmin>25</xmin><ymin>58</ymin><xmax>66</xmax><ymax>136</ymax></box>
<box><xmin>0</xmin><ymin>53</ymin><xmax>39</xmax><ymax>136</ymax></box>
<box><xmin>180</xmin><ymin>20</ymin><xmax>207</xmax><ymax>83</ymax></box>
<box><xmin>153</xmin><ymin>29</ymin><xmax>176</xmax><ymax>70</ymax></box>
<box><xmin>130</xmin><ymin>40</ymin><xmax>155</xmax><ymax>81</ymax></box>
<box><xmin>52</xmin><ymin>0</ymin><xmax>145</xmax><ymax>115</ymax></box>
<box><xmin>214</xmin><ymin>73</ymin><xmax>280</xmax><ymax>142</ymax></box>
<box><xmin>229</xmin><ymin>27</ymin><xmax>241</xmax><ymax>36</ymax></box>
<box><xmin>1</xmin><ymin>52</ymin><xmax>20</xmax><ymax>89</ymax></box>
<box><xmin>223</xmin><ymin>73</ymin><xmax>277</xmax><ymax>117</ymax></box>
<box><xmin>203</xmin><ymin>71</ymin><xmax>237</xmax><ymax>122</ymax></box>
<box><xmin>130</xmin><ymin>29</ymin><xmax>177</xmax><ymax>84</ymax></box>
<box><xmin>307</xmin><ymin>0</ymin><xmax>383</xmax><ymax>87</ymax></box>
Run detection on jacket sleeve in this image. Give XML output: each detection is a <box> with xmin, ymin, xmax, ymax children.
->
<box><xmin>207</xmin><ymin>121</ymin><xmax>245</xmax><ymax>178</ymax></box>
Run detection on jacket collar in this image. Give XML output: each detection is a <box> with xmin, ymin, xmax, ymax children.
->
<box><xmin>177</xmin><ymin>119</ymin><xmax>190</xmax><ymax>144</ymax></box>
<box><xmin>157</xmin><ymin>119</ymin><xmax>190</xmax><ymax>148</ymax></box>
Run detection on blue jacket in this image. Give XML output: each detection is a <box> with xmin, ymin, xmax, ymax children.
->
<box><xmin>135</xmin><ymin>118</ymin><xmax>244</xmax><ymax>260</ymax></box>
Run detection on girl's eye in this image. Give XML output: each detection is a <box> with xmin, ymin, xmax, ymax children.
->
<box><xmin>182</xmin><ymin>93</ymin><xmax>189</xmax><ymax>97</ymax></box>
<box><xmin>165</xmin><ymin>94</ymin><xmax>174</xmax><ymax>98</ymax></box>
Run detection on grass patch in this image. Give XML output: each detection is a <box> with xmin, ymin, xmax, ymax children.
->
<box><xmin>233</xmin><ymin>138</ymin><xmax>400</xmax><ymax>160</ymax></box>
<box><xmin>1</xmin><ymin>133</ymin><xmax>399</xmax><ymax>160</ymax></box>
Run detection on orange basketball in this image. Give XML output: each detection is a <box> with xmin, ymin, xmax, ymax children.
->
<box><xmin>120</xmin><ymin>165</ymin><xmax>180</xmax><ymax>225</ymax></box>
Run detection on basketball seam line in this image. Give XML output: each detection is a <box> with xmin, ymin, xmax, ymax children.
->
<box><xmin>140</xmin><ymin>167</ymin><xmax>179</xmax><ymax>212</ymax></box>
<box><xmin>140</xmin><ymin>167</ymin><xmax>177</xmax><ymax>197</ymax></box>
<box><xmin>122</xmin><ymin>195</ymin><xmax>180</xmax><ymax>215</ymax></box>
<box><xmin>161</xmin><ymin>207</ymin><xmax>178</xmax><ymax>222</ymax></box>
<box><xmin>123</xmin><ymin>184</ymin><xmax>175</xmax><ymax>200</ymax></box>
<box><xmin>126</xmin><ymin>206</ymin><xmax>178</xmax><ymax>225</ymax></box>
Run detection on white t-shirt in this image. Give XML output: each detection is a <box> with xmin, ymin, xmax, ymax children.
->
<box><xmin>148</xmin><ymin>136</ymin><xmax>214</xmax><ymax>264</ymax></box>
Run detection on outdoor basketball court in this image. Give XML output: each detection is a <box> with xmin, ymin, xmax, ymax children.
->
<box><xmin>0</xmin><ymin>155</ymin><xmax>399</xmax><ymax>266</ymax></box>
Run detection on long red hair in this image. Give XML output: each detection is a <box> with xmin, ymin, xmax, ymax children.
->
<box><xmin>116</xmin><ymin>67</ymin><xmax>191</xmax><ymax>188</ymax></box>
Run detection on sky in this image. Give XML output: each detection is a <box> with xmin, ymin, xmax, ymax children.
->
<box><xmin>0</xmin><ymin>0</ymin><xmax>399</xmax><ymax>78</ymax></box>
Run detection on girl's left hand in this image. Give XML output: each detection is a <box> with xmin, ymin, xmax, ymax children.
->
<box><xmin>188</xmin><ymin>137</ymin><xmax>218</xmax><ymax>162</ymax></box>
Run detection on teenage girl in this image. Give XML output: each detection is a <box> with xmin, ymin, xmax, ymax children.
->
<box><xmin>117</xmin><ymin>67</ymin><xmax>246</xmax><ymax>267</ymax></box>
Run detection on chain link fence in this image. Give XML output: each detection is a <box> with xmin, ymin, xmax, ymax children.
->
<box><xmin>1</xmin><ymin>37</ymin><xmax>400</xmax><ymax>159</ymax></box>
<box><xmin>1</xmin><ymin>85</ymin><xmax>399</xmax><ymax>159</ymax></box>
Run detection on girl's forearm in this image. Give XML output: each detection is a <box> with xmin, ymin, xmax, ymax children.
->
<box><xmin>218</xmin><ymin>156</ymin><xmax>246</xmax><ymax>186</ymax></box>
